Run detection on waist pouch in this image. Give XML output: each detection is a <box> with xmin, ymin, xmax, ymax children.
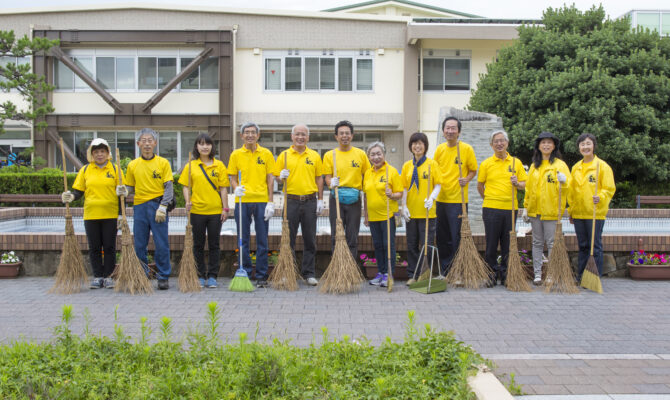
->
<box><xmin>338</xmin><ymin>187</ymin><xmax>360</xmax><ymax>205</ymax></box>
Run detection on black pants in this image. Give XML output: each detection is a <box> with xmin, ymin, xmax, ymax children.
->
<box><xmin>406</xmin><ymin>218</ymin><xmax>436</xmax><ymax>278</ymax></box>
<box><xmin>84</xmin><ymin>218</ymin><xmax>117</xmax><ymax>278</ymax></box>
<box><xmin>328</xmin><ymin>195</ymin><xmax>362</xmax><ymax>260</ymax></box>
<box><xmin>191</xmin><ymin>213</ymin><xmax>222</xmax><ymax>279</ymax></box>
<box><xmin>286</xmin><ymin>197</ymin><xmax>317</xmax><ymax>278</ymax></box>
<box><xmin>436</xmin><ymin>202</ymin><xmax>467</xmax><ymax>275</ymax></box>
<box><xmin>482</xmin><ymin>207</ymin><xmax>517</xmax><ymax>282</ymax></box>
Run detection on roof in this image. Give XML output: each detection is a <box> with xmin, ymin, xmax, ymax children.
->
<box><xmin>413</xmin><ymin>18</ymin><xmax>542</xmax><ymax>24</ymax></box>
<box><xmin>323</xmin><ymin>0</ymin><xmax>482</xmax><ymax>18</ymax></box>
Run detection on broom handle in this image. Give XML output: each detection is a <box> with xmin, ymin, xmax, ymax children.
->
<box><xmin>187</xmin><ymin>153</ymin><xmax>192</xmax><ymax>226</ymax></box>
<box><xmin>238</xmin><ymin>171</ymin><xmax>244</xmax><ymax>270</ymax></box>
<box><xmin>283</xmin><ymin>152</ymin><xmax>288</xmax><ymax>220</ymax></box>
<box><xmin>386</xmin><ymin>164</ymin><xmax>391</xmax><ymax>277</ymax></box>
<box><xmin>333</xmin><ymin>150</ymin><xmax>342</xmax><ymax>221</ymax></box>
<box><xmin>59</xmin><ymin>138</ymin><xmax>71</xmax><ymax>218</ymax></box>
<box><xmin>590</xmin><ymin>162</ymin><xmax>599</xmax><ymax>256</ymax></box>
<box><xmin>424</xmin><ymin>164</ymin><xmax>431</xmax><ymax>258</ymax></box>
<box><xmin>557</xmin><ymin>170</ymin><xmax>562</xmax><ymax>219</ymax></box>
<box><xmin>511</xmin><ymin>156</ymin><xmax>516</xmax><ymax>232</ymax></box>
<box><xmin>456</xmin><ymin>141</ymin><xmax>466</xmax><ymax>216</ymax></box>
<box><xmin>115</xmin><ymin>148</ymin><xmax>126</xmax><ymax>219</ymax></box>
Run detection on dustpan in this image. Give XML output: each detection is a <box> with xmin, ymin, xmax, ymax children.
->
<box><xmin>410</xmin><ymin>244</ymin><xmax>446</xmax><ymax>294</ymax></box>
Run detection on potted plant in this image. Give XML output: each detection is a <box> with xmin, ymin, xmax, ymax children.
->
<box><xmin>0</xmin><ymin>251</ymin><xmax>21</xmax><ymax>278</ymax></box>
<box><xmin>360</xmin><ymin>253</ymin><xmax>408</xmax><ymax>279</ymax></box>
<box><xmin>628</xmin><ymin>250</ymin><xmax>670</xmax><ymax>280</ymax></box>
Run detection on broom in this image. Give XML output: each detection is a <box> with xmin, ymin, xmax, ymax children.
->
<box><xmin>416</xmin><ymin>165</ymin><xmax>433</xmax><ymax>282</ymax></box>
<box><xmin>545</xmin><ymin>172</ymin><xmax>579</xmax><ymax>294</ymax></box>
<box><xmin>229</xmin><ymin>172</ymin><xmax>255</xmax><ymax>292</ymax></box>
<box><xmin>446</xmin><ymin>142</ymin><xmax>491</xmax><ymax>289</ymax></box>
<box><xmin>319</xmin><ymin>149</ymin><xmax>365</xmax><ymax>294</ymax></box>
<box><xmin>385</xmin><ymin>164</ymin><xmax>394</xmax><ymax>292</ymax></box>
<box><xmin>112</xmin><ymin>148</ymin><xmax>153</xmax><ymax>295</ymax></box>
<box><xmin>178</xmin><ymin>153</ymin><xmax>201</xmax><ymax>293</ymax></box>
<box><xmin>505</xmin><ymin>157</ymin><xmax>531</xmax><ymax>292</ymax></box>
<box><xmin>49</xmin><ymin>138</ymin><xmax>88</xmax><ymax>294</ymax></box>
<box><xmin>580</xmin><ymin>162</ymin><xmax>603</xmax><ymax>294</ymax></box>
<box><xmin>269</xmin><ymin>152</ymin><xmax>301</xmax><ymax>291</ymax></box>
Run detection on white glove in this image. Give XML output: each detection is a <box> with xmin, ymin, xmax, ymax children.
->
<box><xmin>279</xmin><ymin>169</ymin><xmax>290</xmax><ymax>180</ymax></box>
<box><xmin>522</xmin><ymin>208</ymin><xmax>530</xmax><ymax>223</ymax></box>
<box><xmin>424</xmin><ymin>197</ymin><xmax>434</xmax><ymax>210</ymax></box>
<box><xmin>61</xmin><ymin>191</ymin><xmax>74</xmax><ymax>204</ymax></box>
<box><xmin>402</xmin><ymin>206</ymin><xmax>411</xmax><ymax>222</ymax></box>
<box><xmin>557</xmin><ymin>172</ymin><xmax>567</xmax><ymax>184</ymax></box>
<box><xmin>329</xmin><ymin>176</ymin><xmax>340</xmax><ymax>189</ymax></box>
<box><xmin>264</xmin><ymin>202</ymin><xmax>275</xmax><ymax>221</ymax></box>
<box><xmin>155</xmin><ymin>205</ymin><xmax>167</xmax><ymax>223</ymax></box>
<box><xmin>116</xmin><ymin>185</ymin><xmax>128</xmax><ymax>197</ymax></box>
<box><xmin>234</xmin><ymin>185</ymin><xmax>246</xmax><ymax>197</ymax></box>
<box><xmin>316</xmin><ymin>199</ymin><xmax>324</xmax><ymax>214</ymax></box>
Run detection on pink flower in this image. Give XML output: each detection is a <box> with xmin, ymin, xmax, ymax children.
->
<box><xmin>360</xmin><ymin>254</ymin><xmax>367</xmax><ymax>260</ymax></box>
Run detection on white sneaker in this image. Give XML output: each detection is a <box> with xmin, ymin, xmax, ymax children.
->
<box><xmin>435</xmin><ymin>275</ymin><xmax>446</xmax><ymax>280</ymax></box>
<box><xmin>307</xmin><ymin>277</ymin><xmax>318</xmax><ymax>286</ymax></box>
<box><xmin>533</xmin><ymin>277</ymin><xmax>541</xmax><ymax>286</ymax></box>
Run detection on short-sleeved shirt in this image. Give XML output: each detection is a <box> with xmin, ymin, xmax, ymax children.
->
<box><xmin>178</xmin><ymin>158</ymin><xmax>229</xmax><ymax>215</ymax></box>
<box><xmin>477</xmin><ymin>153</ymin><xmax>527</xmax><ymax>210</ymax></box>
<box><xmin>227</xmin><ymin>144</ymin><xmax>275</xmax><ymax>203</ymax></box>
<box><xmin>322</xmin><ymin>147</ymin><xmax>370</xmax><ymax>190</ymax></box>
<box><xmin>272</xmin><ymin>146</ymin><xmax>322</xmax><ymax>196</ymax></box>
<box><xmin>400</xmin><ymin>158</ymin><xmax>443</xmax><ymax>219</ymax></box>
<box><xmin>125</xmin><ymin>155</ymin><xmax>173</xmax><ymax>206</ymax></box>
<box><xmin>363</xmin><ymin>162</ymin><xmax>403</xmax><ymax>222</ymax></box>
<box><xmin>72</xmin><ymin>161</ymin><xmax>123</xmax><ymax>220</ymax></box>
<box><xmin>433</xmin><ymin>141</ymin><xmax>478</xmax><ymax>203</ymax></box>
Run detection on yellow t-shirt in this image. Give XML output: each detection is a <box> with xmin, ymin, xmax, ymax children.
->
<box><xmin>523</xmin><ymin>159</ymin><xmax>571</xmax><ymax>220</ymax></box>
<box><xmin>72</xmin><ymin>161</ymin><xmax>123</xmax><ymax>220</ymax></box>
<box><xmin>568</xmin><ymin>156</ymin><xmax>616</xmax><ymax>220</ymax></box>
<box><xmin>227</xmin><ymin>145</ymin><xmax>275</xmax><ymax>203</ymax></box>
<box><xmin>272</xmin><ymin>146</ymin><xmax>322</xmax><ymax>196</ymax></box>
<box><xmin>322</xmin><ymin>147</ymin><xmax>370</xmax><ymax>190</ymax></box>
<box><xmin>477</xmin><ymin>153</ymin><xmax>528</xmax><ymax>210</ymax></box>
<box><xmin>363</xmin><ymin>162</ymin><xmax>403</xmax><ymax>222</ymax></box>
<box><xmin>400</xmin><ymin>158</ymin><xmax>443</xmax><ymax>219</ymax></box>
<box><xmin>125</xmin><ymin>155</ymin><xmax>173</xmax><ymax>206</ymax></box>
<box><xmin>178</xmin><ymin>159</ymin><xmax>230</xmax><ymax>215</ymax></box>
<box><xmin>433</xmin><ymin>141</ymin><xmax>478</xmax><ymax>203</ymax></box>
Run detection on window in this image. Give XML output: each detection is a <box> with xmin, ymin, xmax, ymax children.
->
<box><xmin>285</xmin><ymin>57</ymin><xmax>301</xmax><ymax>91</ymax></box>
<box><xmin>265</xmin><ymin>58</ymin><xmax>281</xmax><ymax>90</ymax></box>
<box><xmin>96</xmin><ymin>57</ymin><xmax>115</xmax><ymax>89</ymax></box>
<box><xmin>0</xmin><ymin>56</ymin><xmax>29</xmax><ymax>85</ymax></box>
<box><xmin>356</xmin><ymin>59</ymin><xmax>373</xmax><ymax>90</ymax></box>
<box><xmin>637</xmin><ymin>12</ymin><xmax>660</xmax><ymax>33</ymax></box>
<box><xmin>116</xmin><ymin>58</ymin><xmax>135</xmax><ymax>90</ymax></box>
<box><xmin>663</xmin><ymin>13</ymin><xmax>670</xmax><ymax>36</ymax></box>
<box><xmin>420</xmin><ymin>50</ymin><xmax>471</xmax><ymax>91</ymax></box>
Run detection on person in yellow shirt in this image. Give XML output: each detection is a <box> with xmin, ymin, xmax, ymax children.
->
<box><xmin>179</xmin><ymin>133</ymin><xmax>229</xmax><ymax>289</ymax></box>
<box><xmin>477</xmin><ymin>130</ymin><xmax>527</xmax><ymax>287</ymax></box>
<box><xmin>273</xmin><ymin>124</ymin><xmax>324</xmax><ymax>286</ymax></box>
<box><xmin>227</xmin><ymin>122</ymin><xmax>275</xmax><ymax>288</ymax></box>
<box><xmin>433</xmin><ymin>117</ymin><xmax>478</xmax><ymax>277</ymax></box>
<box><xmin>61</xmin><ymin>138</ymin><xmax>122</xmax><ymax>289</ymax></box>
<box><xmin>117</xmin><ymin>128</ymin><xmax>174</xmax><ymax>290</ymax></box>
<box><xmin>400</xmin><ymin>132</ymin><xmax>443</xmax><ymax>285</ymax></box>
<box><xmin>522</xmin><ymin>132</ymin><xmax>571</xmax><ymax>285</ymax></box>
<box><xmin>568</xmin><ymin>133</ymin><xmax>616</xmax><ymax>281</ymax></box>
<box><xmin>322</xmin><ymin>120</ymin><xmax>371</xmax><ymax>260</ymax></box>
<box><xmin>362</xmin><ymin>142</ymin><xmax>403</xmax><ymax>287</ymax></box>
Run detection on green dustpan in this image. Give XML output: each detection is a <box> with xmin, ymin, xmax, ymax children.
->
<box><xmin>409</xmin><ymin>278</ymin><xmax>447</xmax><ymax>294</ymax></box>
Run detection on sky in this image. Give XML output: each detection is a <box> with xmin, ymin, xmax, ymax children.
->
<box><xmin>0</xmin><ymin>0</ymin><xmax>668</xmax><ymax>20</ymax></box>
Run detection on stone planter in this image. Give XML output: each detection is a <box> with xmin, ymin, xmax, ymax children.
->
<box><xmin>628</xmin><ymin>263</ymin><xmax>670</xmax><ymax>280</ymax></box>
<box><xmin>363</xmin><ymin>263</ymin><xmax>408</xmax><ymax>279</ymax></box>
<box><xmin>0</xmin><ymin>262</ymin><xmax>21</xmax><ymax>278</ymax></box>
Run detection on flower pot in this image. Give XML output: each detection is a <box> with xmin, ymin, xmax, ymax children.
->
<box><xmin>628</xmin><ymin>263</ymin><xmax>670</xmax><ymax>280</ymax></box>
<box><xmin>364</xmin><ymin>263</ymin><xmax>407</xmax><ymax>279</ymax></box>
<box><xmin>0</xmin><ymin>262</ymin><xmax>21</xmax><ymax>279</ymax></box>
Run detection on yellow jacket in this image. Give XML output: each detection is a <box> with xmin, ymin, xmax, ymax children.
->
<box><xmin>568</xmin><ymin>156</ymin><xmax>616</xmax><ymax>220</ymax></box>
<box><xmin>523</xmin><ymin>159</ymin><xmax>570</xmax><ymax>220</ymax></box>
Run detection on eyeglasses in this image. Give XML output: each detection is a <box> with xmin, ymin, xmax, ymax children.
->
<box><xmin>492</xmin><ymin>139</ymin><xmax>507</xmax><ymax>144</ymax></box>
<box><xmin>138</xmin><ymin>138</ymin><xmax>155</xmax><ymax>144</ymax></box>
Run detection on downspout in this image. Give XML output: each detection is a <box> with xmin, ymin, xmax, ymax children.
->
<box><xmin>232</xmin><ymin>24</ymin><xmax>238</xmax><ymax>150</ymax></box>
<box><xmin>418</xmin><ymin>41</ymin><xmax>423</xmax><ymax>133</ymax></box>
<box><xmin>29</xmin><ymin>25</ymin><xmax>35</xmax><ymax>167</ymax></box>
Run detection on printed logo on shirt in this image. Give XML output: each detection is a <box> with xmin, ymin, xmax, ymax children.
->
<box><xmin>211</xmin><ymin>170</ymin><xmax>219</xmax><ymax>177</ymax></box>
<box><xmin>351</xmin><ymin>160</ymin><xmax>360</xmax><ymax>168</ymax></box>
<box><xmin>153</xmin><ymin>170</ymin><xmax>162</xmax><ymax>180</ymax></box>
<box><xmin>546</xmin><ymin>174</ymin><xmax>555</xmax><ymax>183</ymax></box>
<box><xmin>378</xmin><ymin>176</ymin><xmax>387</xmax><ymax>183</ymax></box>
<box><xmin>422</xmin><ymin>171</ymin><xmax>429</xmax><ymax>179</ymax></box>
<box><xmin>454</xmin><ymin>157</ymin><xmax>462</xmax><ymax>165</ymax></box>
<box><xmin>588</xmin><ymin>174</ymin><xmax>596</xmax><ymax>183</ymax></box>
<box><xmin>508</xmin><ymin>165</ymin><xmax>514</xmax><ymax>173</ymax></box>
<box><xmin>305</xmin><ymin>157</ymin><xmax>313</xmax><ymax>165</ymax></box>
<box><xmin>106</xmin><ymin>171</ymin><xmax>114</xmax><ymax>179</ymax></box>
<box><xmin>256</xmin><ymin>156</ymin><xmax>265</xmax><ymax>165</ymax></box>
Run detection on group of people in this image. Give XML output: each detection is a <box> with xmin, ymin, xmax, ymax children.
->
<box><xmin>61</xmin><ymin>116</ymin><xmax>615</xmax><ymax>291</ymax></box>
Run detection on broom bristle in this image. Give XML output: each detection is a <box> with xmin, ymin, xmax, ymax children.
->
<box><xmin>445</xmin><ymin>217</ymin><xmax>491</xmax><ymax>289</ymax></box>
<box><xmin>113</xmin><ymin>222</ymin><xmax>153</xmax><ymax>295</ymax></box>
<box><xmin>319</xmin><ymin>220</ymin><xmax>365</xmax><ymax>294</ymax></box>
<box><xmin>506</xmin><ymin>232</ymin><xmax>532</xmax><ymax>292</ymax></box>
<box><xmin>178</xmin><ymin>224</ymin><xmax>201</xmax><ymax>293</ymax></box>
<box><xmin>544</xmin><ymin>222</ymin><xmax>579</xmax><ymax>294</ymax></box>
<box><xmin>580</xmin><ymin>257</ymin><xmax>603</xmax><ymax>294</ymax></box>
<box><xmin>269</xmin><ymin>219</ymin><xmax>301</xmax><ymax>291</ymax></box>
<box><xmin>49</xmin><ymin>215</ymin><xmax>88</xmax><ymax>294</ymax></box>
<box><xmin>229</xmin><ymin>267</ymin><xmax>255</xmax><ymax>292</ymax></box>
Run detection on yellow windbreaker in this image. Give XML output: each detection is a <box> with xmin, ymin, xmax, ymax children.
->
<box><xmin>567</xmin><ymin>156</ymin><xmax>615</xmax><ymax>220</ymax></box>
<box><xmin>523</xmin><ymin>159</ymin><xmax>571</xmax><ymax>220</ymax></box>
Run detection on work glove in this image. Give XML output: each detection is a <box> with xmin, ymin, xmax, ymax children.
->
<box><xmin>329</xmin><ymin>176</ymin><xmax>340</xmax><ymax>189</ymax></box>
<box><xmin>280</xmin><ymin>169</ymin><xmax>290</xmax><ymax>180</ymax></box>
<box><xmin>61</xmin><ymin>191</ymin><xmax>74</xmax><ymax>204</ymax></box>
<box><xmin>155</xmin><ymin>205</ymin><xmax>167</xmax><ymax>223</ymax></box>
<box><xmin>234</xmin><ymin>185</ymin><xmax>246</xmax><ymax>197</ymax></box>
<box><xmin>424</xmin><ymin>184</ymin><xmax>441</xmax><ymax>209</ymax></box>
<box><xmin>264</xmin><ymin>202</ymin><xmax>275</xmax><ymax>221</ymax></box>
<box><xmin>557</xmin><ymin>172</ymin><xmax>567</xmax><ymax>184</ymax></box>
<box><xmin>316</xmin><ymin>199</ymin><xmax>324</xmax><ymax>214</ymax></box>
<box><xmin>424</xmin><ymin>197</ymin><xmax>434</xmax><ymax>210</ymax></box>
<box><xmin>522</xmin><ymin>208</ymin><xmax>530</xmax><ymax>223</ymax></box>
<box><xmin>116</xmin><ymin>185</ymin><xmax>128</xmax><ymax>197</ymax></box>
<box><xmin>402</xmin><ymin>206</ymin><xmax>411</xmax><ymax>222</ymax></box>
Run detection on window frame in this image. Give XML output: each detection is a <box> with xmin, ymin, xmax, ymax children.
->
<box><xmin>420</xmin><ymin>49</ymin><xmax>472</xmax><ymax>93</ymax></box>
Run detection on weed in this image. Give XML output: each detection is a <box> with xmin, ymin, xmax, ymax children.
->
<box><xmin>506</xmin><ymin>372</ymin><xmax>524</xmax><ymax>395</ymax></box>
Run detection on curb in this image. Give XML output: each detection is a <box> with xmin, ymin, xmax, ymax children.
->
<box><xmin>468</xmin><ymin>364</ymin><xmax>515</xmax><ymax>400</ymax></box>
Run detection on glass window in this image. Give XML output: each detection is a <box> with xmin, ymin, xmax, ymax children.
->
<box><xmin>285</xmin><ymin>57</ymin><xmax>301</xmax><ymax>91</ymax></box>
<box><xmin>423</xmin><ymin>59</ymin><xmax>443</xmax><ymax>90</ymax></box>
<box><xmin>157</xmin><ymin>58</ymin><xmax>176</xmax><ymax>89</ymax></box>
<box><xmin>138</xmin><ymin>57</ymin><xmax>157</xmax><ymax>90</ymax></box>
<box><xmin>0</xmin><ymin>130</ymin><xmax>30</xmax><ymax>140</ymax></box>
<box><xmin>180</xmin><ymin>58</ymin><xmax>198</xmax><ymax>90</ymax></box>
<box><xmin>637</xmin><ymin>12</ymin><xmax>660</xmax><ymax>33</ymax></box>
<box><xmin>338</xmin><ymin>58</ymin><xmax>353</xmax><ymax>91</ymax></box>
<box><xmin>55</xmin><ymin>60</ymin><xmax>74</xmax><ymax>90</ymax></box>
<box><xmin>320</xmin><ymin>58</ymin><xmax>335</xmax><ymax>90</ymax></box>
<box><xmin>0</xmin><ymin>56</ymin><xmax>12</xmax><ymax>84</ymax></box>
<box><xmin>74</xmin><ymin>131</ymin><xmax>94</xmax><ymax>165</ymax></box>
<box><xmin>96</xmin><ymin>57</ymin><xmax>115</xmax><ymax>90</ymax></box>
<box><xmin>662</xmin><ymin>13</ymin><xmax>670</xmax><ymax>36</ymax></box>
<box><xmin>116</xmin><ymin>58</ymin><xmax>135</xmax><ymax>90</ymax></box>
<box><xmin>356</xmin><ymin>59</ymin><xmax>373</xmax><ymax>91</ymax></box>
<box><xmin>305</xmin><ymin>58</ymin><xmax>319</xmax><ymax>90</ymax></box>
<box><xmin>445</xmin><ymin>59</ymin><xmax>470</xmax><ymax>90</ymax></box>
<box><xmin>56</xmin><ymin>132</ymin><xmax>75</xmax><ymax>171</ymax></box>
<box><xmin>265</xmin><ymin>58</ymin><xmax>281</xmax><ymax>90</ymax></box>
<box><xmin>73</xmin><ymin>57</ymin><xmax>93</xmax><ymax>90</ymax></box>
<box><xmin>117</xmin><ymin>131</ymin><xmax>136</xmax><ymax>161</ymax></box>
<box><xmin>180</xmin><ymin>131</ymin><xmax>199</xmax><ymax>166</ymax></box>
<box><xmin>366</xmin><ymin>133</ymin><xmax>382</xmax><ymax>142</ymax></box>
<box><xmin>200</xmin><ymin>58</ymin><xmax>218</xmax><ymax>89</ymax></box>
<box><xmin>158</xmin><ymin>131</ymin><xmax>178</xmax><ymax>170</ymax></box>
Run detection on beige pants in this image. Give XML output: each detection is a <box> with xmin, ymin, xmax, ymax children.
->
<box><xmin>530</xmin><ymin>216</ymin><xmax>557</xmax><ymax>279</ymax></box>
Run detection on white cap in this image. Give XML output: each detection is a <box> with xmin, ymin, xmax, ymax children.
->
<box><xmin>86</xmin><ymin>138</ymin><xmax>111</xmax><ymax>162</ymax></box>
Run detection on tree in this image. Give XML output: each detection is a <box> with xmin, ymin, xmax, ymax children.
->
<box><xmin>0</xmin><ymin>30</ymin><xmax>58</xmax><ymax>134</ymax></box>
<box><xmin>469</xmin><ymin>6</ymin><xmax>670</xmax><ymax>184</ymax></box>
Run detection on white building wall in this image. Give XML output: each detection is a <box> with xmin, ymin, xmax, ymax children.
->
<box><xmin>51</xmin><ymin>92</ymin><xmax>219</xmax><ymax>114</ymax></box>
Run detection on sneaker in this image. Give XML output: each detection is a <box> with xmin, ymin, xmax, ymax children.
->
<box><xmin>103</xmin><ymin>277</ymin><xmax>115</xmax><ymax>289</ymax></box>
<box><xmin>533</xmin><ymin>276</ymin><xmax>542</xmax><ymax>286</ymax></box>
<box><xmin>157</xmin><ymin>279</ymin><xmax>169</xmax><ymax>290</ymax></box>
<box><xmin>435</xmin><ymin>275</ymin><xmax>446</xmax><ymax>280</ymax></box>
<box><xmin>90</xmin><ymin>278</ymin><xmax>104</xmax><ymax>289</ymax></box>
<box><xmin>406</xmin><ymin>278</ymin><xmax>416</xmax><ymax>286</ymax></box>
<box><xmin>206</xmin><ymin>277</ymin><xmax>218</xmax><ymax>288</ymax></box>
<box><xmin>256</xmin><ymin>280</ymin><xmax>268</xmax><ymax>288</ymax></box>
<box><xmin>307</xmin><ymin>277</ymin><xmax>318</xmax><ymax>286</ymax></box>
<box><xmin>380</xmin><ymin>274</ymin><xmax>389</xmax><ymax>287</ymax></box>
<box><xmin>199</xmin><ymin>278</ymin><xmax>205</xmax><ymax>288</ymax></box>
<box><xmin>369</xmin><ymin>273</ymin><xmax>383</xmax><ymax>286</ymax></box>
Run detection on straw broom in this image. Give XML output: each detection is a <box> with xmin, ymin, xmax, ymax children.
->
<box><xmin>178</xmin><ymin>153</ymin><xmax>201</xmax><ymax>293</ymax></box>
<box><xmin>385</xmin><ymin>164</ymin><xmax>394</xmax><ymax>292</ymax></box>
<box><xmin>580</xmin><ymin>162</ymin><xmax>603</xmax><ymax>294</ymax></box>
<box><xmin>446</xmin><ymin>142</ymin><xmax>491</xmax><ymax>289</ymax></box>
<box><xmin>545</xmin><ymin>173</ymin><xmax>579</xmax><ymax>294</ymax></box>
<box><xmin>229</xmin><ymin>171</ymin><xmax>255</xmax><ymax>292</ymax></box>
<box><xmin>319</xmin><ymin>150</ymin><xmax>365</xmax><ymax>294</ymax></box>
<box><xmin>49</xmin><ymin>138</ymin><xmax>88</xmax><ymax>294</ymax></box>
<box><xmin>505</xmin><ymin>157</ymin><xmax>531</xmax><ymax>292</ymax></box>
<box><xmin>112</xmin><ymin>148</ymin><xmax>153</xmax><ymax>295</ymax></box>
<box><xmin>269</xmin><ymin>152</ymin><xmax>301</xmax><ymax>291</ymax></box>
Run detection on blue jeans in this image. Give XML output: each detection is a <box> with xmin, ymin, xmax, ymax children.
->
<box><xmin>369</xmin><ymin>219</ymin><xmax>396</xmax><ymax>275</ymax></box>
<box><xmin>235</xmin><ymin>202</ymin><xmax>269</xmax><ymax>280</ymax></box>
<box><xmin>573</xmin><ymin>218</ymin><xmax>605</xmax><ymax>280</ymax></box>
<box><xmin>133</xmin><ymin>200</ymin><xmax>171</xmax><ymax>280</ymax></box>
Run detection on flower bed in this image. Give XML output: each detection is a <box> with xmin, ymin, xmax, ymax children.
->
<box><xmin>628</xmin><ymin>250</ymin><xmax>670</xmax><ymax>280</ymax></box>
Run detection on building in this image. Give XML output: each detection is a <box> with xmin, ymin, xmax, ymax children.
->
<box><xmin>622</xmin><ymin>10</ymin><xmax>670</xmax><ymax>37</ymax></box>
